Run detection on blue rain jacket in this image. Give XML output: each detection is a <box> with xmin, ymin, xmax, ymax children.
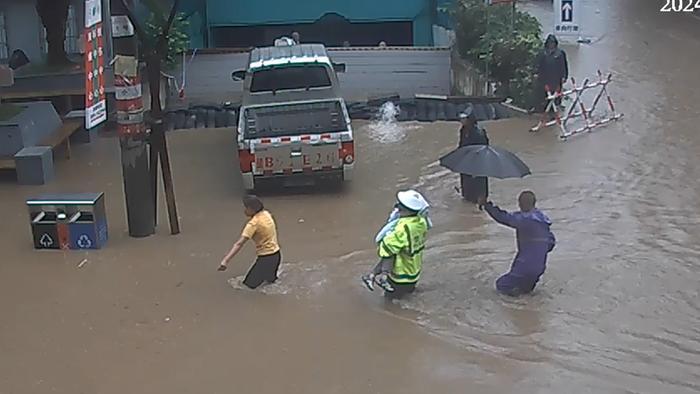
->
<box><xmin>484</xmin><ymin>203</ymin><xmax>556</xmax><ymax>280</ymax></box>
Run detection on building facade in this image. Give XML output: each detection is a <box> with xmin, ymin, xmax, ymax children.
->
<box><xmin>0</xmin><ymin>0</ymin><xmax>452</xmax><ymax>64</ymax></box>
<box><xmin>0</xmin><ymin>0</ymin><xmax>84</xmax><ymax>65</ymax></box>
<box><xmin>181</xmin><ymin>0</ymin><xmax>442</xmax><ymax>48</ymax></box>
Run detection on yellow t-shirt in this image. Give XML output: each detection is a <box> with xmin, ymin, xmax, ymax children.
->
<box><xmin>241</xmin><ymin>210</ymin><xmax>280</xmax><ymax>256</ymax></box>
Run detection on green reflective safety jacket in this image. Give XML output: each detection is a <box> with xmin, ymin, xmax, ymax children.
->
<box><xmin>378</xmin><ymin>215</ymin><xmax>429</xmax><ymax>284</ymax></box>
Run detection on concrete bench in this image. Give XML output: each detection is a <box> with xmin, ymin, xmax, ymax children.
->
<box><xmin>39</xmin><ymin>119</ymin><xmax>82</xmax><ymax>160</ymax></box>
<box><xmin>0</xmin><ymin>119</ymin><xmax>82</xmax><ymax>170</ymax></box>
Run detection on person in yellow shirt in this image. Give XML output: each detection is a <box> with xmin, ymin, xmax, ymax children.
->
<box><xmin>218</xmin><ymin>195</ymin><xmax>281</xmax><ymax>289</ymax></box>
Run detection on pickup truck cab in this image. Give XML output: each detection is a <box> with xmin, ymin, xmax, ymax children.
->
<box><xmin>233</xmin><ymin>41</ymin><xmax>354</xmax><ymax>191</ymax></box>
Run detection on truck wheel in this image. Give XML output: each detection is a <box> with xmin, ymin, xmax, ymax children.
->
<box><xmin>241</xmin><ymin>173</ymin><xmax>255</xmax><ymax>191</ymax></box>
<box><xmin>332</xmin><ymin>174</ymin><xmax>345</xmax><ymax>191</ymax></box>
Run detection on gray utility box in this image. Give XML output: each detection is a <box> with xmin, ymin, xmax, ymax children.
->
<box><xmin>0</xmin><ymin>102</ymin><xmax>61</xmax><ymax>156</ymax></box>
<box><xmin>15</xmin><ymin>146</ymin><xmax>54</xmax><ymax>185</ymax></box>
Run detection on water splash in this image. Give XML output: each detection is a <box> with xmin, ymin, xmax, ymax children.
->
<box><xmin>367</xmin><ymin>101</ymin><xmax>408</xmax><ymax>144</ymax></box>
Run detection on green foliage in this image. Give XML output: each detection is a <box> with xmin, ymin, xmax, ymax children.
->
<box><xmin>141</xmin><ymin>1</ymin><xmax>190</xmax><ymax>69</ymax></box>
<box><xmin>452</xmin><ymin>0</ymin><xmax>542</xmax><ymax>107</ymax></box>
<box><xmin>144</xmin><ymin>14</ymin><xmax>190</xmax><ymax>68</ymax></box>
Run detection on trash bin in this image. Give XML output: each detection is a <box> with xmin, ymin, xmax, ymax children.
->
<box><xmin>30</xmin><ymin>211</ymin><xmax>60</xmax><ymax>250</ymax></box>
<box><xmin>27</xmin><ymin>193</ymin><xmax>108</xmax><ymax>250</ymax></box>
<box><xmin>69</xmin><ymin>210</ymin><xmax>108</xmax><ymax>250</ymax></box>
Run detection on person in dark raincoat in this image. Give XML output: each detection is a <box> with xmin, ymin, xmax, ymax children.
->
<box><xmin>534</xmin><ymin>34</ymin><xmax>569</xmax><ymax>112</ymax></box>
<box><xmin>458</xmin><ymin>105</ymin><xmax>489</xmax><ymax>203</ymax></box>
<box><xmin>478</xmin><ymin>191</ymin><xmax>556</xmax><ymax>296</ymax></box>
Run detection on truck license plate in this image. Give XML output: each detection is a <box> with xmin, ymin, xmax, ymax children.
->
<box><xmin>301</xmin><ymin>151</ymin><xmax>337</xmax><ymax>167</ymax></box>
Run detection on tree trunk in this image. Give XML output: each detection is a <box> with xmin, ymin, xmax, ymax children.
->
<box><xmin>36</xmin><ymin>0</ymin><xmax>71</xmax><ymax>66</ymax></box>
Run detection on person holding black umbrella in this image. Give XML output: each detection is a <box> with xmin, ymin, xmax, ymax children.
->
<box><xmin>458</xmin><ymin>105</ymin><xmax>490</xmax><ymax>203</ymax></box>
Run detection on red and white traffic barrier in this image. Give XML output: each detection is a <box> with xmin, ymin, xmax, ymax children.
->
<box><xmin>530</xmin><ymin>70</ymin><xmax>623</xmax><ymax>140</ymax></box>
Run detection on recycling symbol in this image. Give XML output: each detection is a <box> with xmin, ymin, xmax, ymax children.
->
<box><xmin>77</xmin><ymin>234</ymin><xmax>93</xmax><ymax>249</ymax></box>
<box><xmin>39</xmin><ymin>233</ymin><xmax>54</xmax><ymax>247</ymax></box>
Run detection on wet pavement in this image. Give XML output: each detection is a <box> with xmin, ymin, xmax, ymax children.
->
<box><xmin>2</xmin><ymin>0</ymin><xmax>700</xmax><ymax>393</ymax></box>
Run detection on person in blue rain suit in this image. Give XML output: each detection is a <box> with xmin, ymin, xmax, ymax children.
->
<box><xmin>478</xmin><ymin>191</ymin><xmax>556</xmax><ymax>296</ymax></box>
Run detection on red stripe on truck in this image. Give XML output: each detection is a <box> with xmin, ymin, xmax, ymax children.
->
<box><xmin>238</xmin><ymin>150</ymin><xmax>255</xmax><ymax>173</ymax></box>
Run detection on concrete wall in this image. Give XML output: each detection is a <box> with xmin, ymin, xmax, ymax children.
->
<box><xmin>170</xmin><ymin>47</ymin><xmax>451</xmax><ymax>106</ymax></box>
<box><xmin>450</xmin><ymin>49</ymin><xmax>487</xmax><ymax>96</ymax></box>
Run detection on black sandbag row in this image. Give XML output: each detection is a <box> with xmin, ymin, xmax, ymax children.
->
<box><xmin>165</xmin><ymin>106</ymin><xmax>238</xmax><ymax>131</ymax></box>
<box><xmin>348</xmin><ymin>98</ymin><xmax>509</xmax><ymax>122</ymax></box>
<box><xmin>163</xmin><ymin>98</ymin><xmax>513</xmax><ymax>131</ymax></box>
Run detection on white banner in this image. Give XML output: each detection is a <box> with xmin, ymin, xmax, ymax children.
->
<box><xmin>115</xmin><ymin>84</ymin><xmax>142</xmax><ymax>100</ymax></box>
<box><xmin>111</xmin><ymin>15</ymin><xmax>135</xmax><ymax>37</ymax></box>
<box><xmin>553</xmin><ymin>0</ymin><xmax>582</xmax><ymax>36</ymax></box>
<box><xmin>85</xmin><ymin>0</ymin><xmax>102</xmax><ymax>28</ymax></box>
<box><xmin>86</xmin><ymin>100</ymin><xmax>107</xmax><ymax>129</ymax></box>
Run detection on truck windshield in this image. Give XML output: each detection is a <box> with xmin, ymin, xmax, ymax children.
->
<box><xmin>250</xmin><ymin>65</ymin><xmax>332</xmax><ymax>93</ymax></box>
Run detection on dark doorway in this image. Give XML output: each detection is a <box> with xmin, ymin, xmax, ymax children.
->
<box><xmin>212</xmin><ymin>13</ymin><xmax>413</xmax><ymax>48</ymax></box>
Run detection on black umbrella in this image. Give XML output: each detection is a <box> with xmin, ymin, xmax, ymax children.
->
<box><xmin>439</xmin><ymin>145</ymin><xmax>531</xmax><ymax>179</ymax></box>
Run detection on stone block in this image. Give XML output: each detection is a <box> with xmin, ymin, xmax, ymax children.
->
<box><xmin>15</xmin><ymin>146</ymin><xmax>54</xmax><ymax>185</ymax></box>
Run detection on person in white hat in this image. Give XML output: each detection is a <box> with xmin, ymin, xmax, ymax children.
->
<box><xmin>362</xmin><ymin>189</ymin><xmax>431</xmax><ymax>298</ymax></box>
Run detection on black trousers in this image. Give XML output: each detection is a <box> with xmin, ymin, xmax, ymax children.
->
<box><xmin>385</xmin><ymin>279</ymin><xmax>416</xmax><ymax>299</ymax></box>
<box><xmin>461</xmin><ymin>175</ymin><xmax>488</xmax><ymax>203</ymax></box>
<box><xmin>243</xmin><ymin>251</ymin><xmax>282</xmax><ymax>289</ymax></box>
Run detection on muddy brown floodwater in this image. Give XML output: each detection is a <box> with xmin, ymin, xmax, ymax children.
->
<box><xmin>1</xmin><ymin>0</ymin><xmax>700</xmax><ymax>393</ymax></box>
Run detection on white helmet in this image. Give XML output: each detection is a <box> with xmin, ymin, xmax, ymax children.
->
<box><xmin>396</xmin><ymin>189</ymin><xmax>429</xmax><ymax>212</ymax></box>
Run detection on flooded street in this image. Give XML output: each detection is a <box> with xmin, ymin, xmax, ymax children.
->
<box><xmin>2</xmin><ymin>0</ymin><xmax>700</xmax><ymax>393</ymax></box>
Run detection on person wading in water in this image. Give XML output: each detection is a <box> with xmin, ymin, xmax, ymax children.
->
<box><xmin>362</xmin><ymin>190</ymin><xmax>431</xmax><ymax>299</ymax></box>
<box><xmin>478</xmin><ymin>191</ymin><xmax>556</xmax><ymax>296</ymax></box>
<box><xmin>218</xmin><ymin>195</ymin><xmax>282</xmax><ymax>289</ymax></box>
<box><xmin>458</xmin><ymin>105</ymin><xmax>490</xmax><ymax>204</ymax></box>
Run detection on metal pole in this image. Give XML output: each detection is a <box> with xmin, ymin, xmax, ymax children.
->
<box><xmin>485</xmin><ymin>4</ymin><xmax>490</xmax><ymax>96</ymax></box>
<box><xmin>110</xmin><ymin>0</ymin><xmax>155</xmax><ymax>237</ymax></box>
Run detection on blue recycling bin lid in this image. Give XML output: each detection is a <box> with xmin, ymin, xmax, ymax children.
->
<box><xmin>26</xmin><ymin>192</ymin><xmax>104</xmax><ymax>206</ymax></box>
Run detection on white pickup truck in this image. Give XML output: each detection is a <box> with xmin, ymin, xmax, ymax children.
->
<box><xmin>232</xmin><ymin>42</ymin><xmax>354</xmax><ymax>190</ymax></box>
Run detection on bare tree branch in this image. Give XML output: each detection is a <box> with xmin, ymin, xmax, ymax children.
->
<box><xmin>120</xmin><ymin>0</ymin><xmax>150</xmax><ymax>51</ymax></box>
<box><xmin>155</xmin><ymin>0</ymin><xmax>182</xmax><ymax>55</ymax></box>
